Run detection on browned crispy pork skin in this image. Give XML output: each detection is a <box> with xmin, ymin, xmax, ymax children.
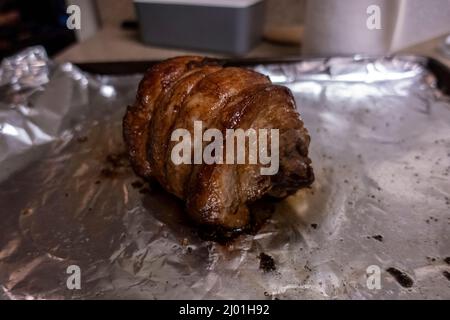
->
<box><xmin>123</xmin><ymin>56</ymin><xmax>314</xmax><ymax>231</ymax></box>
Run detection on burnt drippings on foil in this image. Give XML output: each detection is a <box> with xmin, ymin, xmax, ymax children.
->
<box><xmin>259</xmin><ymin>252</ymin><xmax>276</xmax><ymax>272</ymax></box>
<box><xmin>20</xmin><ymin>208</ymin><xmax>33</xmax><ymax>216</ymax></box>
<box><xmin>76</xmin><ymin>136</ymin><xmax>88</xmax><ymax>143</ymax></box>
<box><xmin>131</xmin><ymin>180</ymin><xmax>144</xmax><ymax>189</ymax></box>
<box><xmin>443</xmin><ymin>271</ymin><xmax>450</xmax><ymax>281</ymax></box>
<box><xmin>100</xmin><ymin>168</ymin><xmax>116</xmax><ymax>178</ymax></box>
<box><xmin>100</xmin><ymin>151</ymin><xmax>131</xmax><ymax>179</ymax></box>
<box><xmin>131</xmin><ymin>180</ymin><xmax>153</xmax><ymax>194</ymax></box>
<box><xmin>106</xmin><ymin>152</ymin><xmax>129</xmax><ymax>168</ymax></box>
<box><xmin>196</xmin><ymin>225</ymin><xmax>244</xmax><ymax>245</ymax></box>
<box><xmin>368</xmin><ymin>235</ymin><xmax>383</xmax><ymax>242</ymax></box>
<box><xmin>425</xmin><ymin>216</ymin><xmax>439</xmax><ymax>224</ymax></box>
<box><xmin>444</xmin><ymin>257</ymin><xmax>450</xmax><ymax>265</ymax></box>
<box><xmin>139</xmin><ymin>188</ymin><xmax>151</xmax><ymax>194</ymax></box>
<box><xmin>386</xmin><ymin>267</ymin><xmax>414</xmax><ymax>288</ymax></box>
<box><xmin>135</xmin><ymin>179</ymin><xmax>160</xmax><ymax>195</ymax></box>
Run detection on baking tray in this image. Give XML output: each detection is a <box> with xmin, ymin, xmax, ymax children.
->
<box><xmin>1</xmin><ymin>49</ymin><xmax>450</xmax><ymax>299</ymax></box>
<box><xmin>76</xmin><ymin>56</ymin><xmax>450</xmax><ymax>93</ymax></box>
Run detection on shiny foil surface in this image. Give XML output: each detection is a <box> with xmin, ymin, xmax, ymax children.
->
<box><xmin>0</xmin><ymin>47</ymin><xmax>449</xmax><ymax>299</ymax></box>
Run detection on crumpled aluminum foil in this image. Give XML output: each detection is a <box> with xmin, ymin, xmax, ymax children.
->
<box><xmin>0</xmin><ymin>47</ymin><xmax>449</xmax><ymax>300</ymax></box>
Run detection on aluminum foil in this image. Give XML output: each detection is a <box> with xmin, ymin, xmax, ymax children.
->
<box><xmin>0</xmin><ymin>47</ymin><xmax>449</xmax><ymax>300</ymax></box>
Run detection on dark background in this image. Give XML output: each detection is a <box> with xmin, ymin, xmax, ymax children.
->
<box><xmin>0</xmin><ymin>0</ymin><xmax>75</xmax><ymax>59</ymax></box>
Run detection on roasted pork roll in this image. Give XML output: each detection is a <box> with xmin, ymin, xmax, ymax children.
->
<box><xmin>123</xmin><ymin>56</ymin><xmax>314</xmax><ymax>230</ymax></box>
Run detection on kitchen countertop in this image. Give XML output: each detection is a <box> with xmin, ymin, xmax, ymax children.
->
<box><xmin>55</xmin><ymin>26</ymin><xmax>302</xmax><ymax>63</ymax></box>
<box><xmin>55</xmin><ymin>25</ymin><xmax>450</xmax><ymax>68</ymax></box>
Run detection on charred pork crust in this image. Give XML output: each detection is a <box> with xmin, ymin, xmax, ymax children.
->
<box><xmin>123</xmin><ymin>56</ymin><xmax>314</xmax><ymax>232</ymax></box>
